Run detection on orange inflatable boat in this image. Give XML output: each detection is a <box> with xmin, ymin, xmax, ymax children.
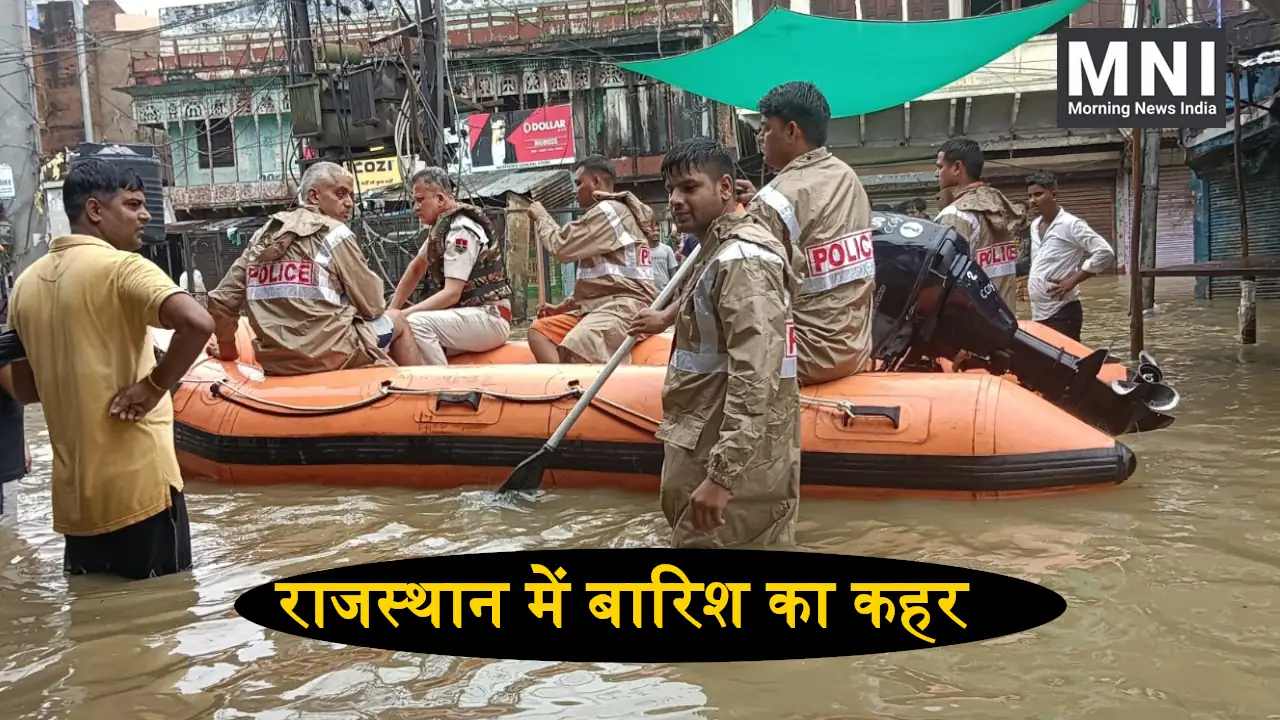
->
<box><xmin>166</xmin><ymin>323</ymin><xmax>1136</xmax><ymax>499</ymax></box>
<box><xmin>446</xmin><ymin>317</ymin><xmax>1175</xmax><ymax>436</ymax></box>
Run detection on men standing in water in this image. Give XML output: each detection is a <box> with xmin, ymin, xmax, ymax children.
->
<box><xmin>933</xmin><ymin>138</ymin><xmax>1027</xmax><ymax>312</ymax></box>
<box><xmin>526</xmin><ymin>155</ymin><xmax>659</xmax><ymax>363</ymax></box>
<box><xmin>733</xmin><ymin>81</ymin><xmax>876</xmax><ymax>385</ymax></box>
<box><xmin>388</xmin><ymin>167</ymin><xmax>513</xmax><ymax>363</ymax></box>
<box><xmin>4</xmin><ymin>159</ymin><xmax>214</xmax><ymax>579</ymax></box>
<box><xmin>207</xmin><ymin>161</ymin><xmax>424</xmax><ymax>375</ymax></box>
<box><xmin>656</xmin><ymin>137</ymin><xmax>800</xmax><ymax>548</ymax></box>
<box><xmin>1025</xmin><ymin>171</ymin><xmax>1115</xmax><ymax>341</ymax></box>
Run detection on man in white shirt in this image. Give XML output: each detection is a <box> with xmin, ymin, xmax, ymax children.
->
<box><xmin>1025</xmin><ymin>171</ymin><xmax>1116</xmax><ymax>341</ymax></box>
<box><xmin>649</xmin><ymin>236</ymin><xmax>678</xmax><ymax>290</ymax></box>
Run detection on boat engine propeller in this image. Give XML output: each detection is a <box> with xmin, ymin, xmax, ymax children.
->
<box><xmin>867</xmin><ymin>211</ymin><xmax>1179</xmax><ymax>435</ymax></box>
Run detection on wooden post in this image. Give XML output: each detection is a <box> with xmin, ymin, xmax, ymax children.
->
<box><xmin>1231</xmin><ymin>47</ymin><xmax>1256</xmax><ymax>344</ymax></box>
<box><xmin>1129</xmin><ymin>128</ymin><xmax>1145</xmax><ymax>359</ymax></box>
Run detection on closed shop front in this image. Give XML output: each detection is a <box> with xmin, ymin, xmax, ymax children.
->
<box><xmin>865</xmin><ymin>186</ymin><xmax>941</xmax><ymax>216</ymax></box>
<box><xmin>1116</xmin><ymin>164</ymin><xmax>1197</xmax><ymax>271</ymax></box>
<box><xmin>1053</xmin><ymin>178</ymin><xmax>1117</xmax><ymax>260</ymax></box>
<box><xmin>1154</xmin><ymin>165</ymin><xmax>1196</xmax><ymax>268</ymax></box>
<box><xmin>1206</xmin><ymin>165</ymin><xmax>1280</xmax><ymax>299</ymax></box>
<box><xmin>990</xmin><ymin>173</ymin><xmax>1116</xmax><ymax>247</ymax></box>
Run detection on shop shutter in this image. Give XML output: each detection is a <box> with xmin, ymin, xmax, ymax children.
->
<box><xmin>865</xmin><ymin>187</ymin><xmax>940</xmax><ymax>217</ymax></box>
<box><xmin>1207</xmin><ymin>165</ymin><xmax>1280</xmax><ymax>299</ymax></box>
<box><xmin>1054</xmin><ymin>178</ymin><xmax>1117</xmax><ymax>266</ymax></box>
<box><xmin>1154</xmin><ymin>165</ymin><xmax>1196</xmax><ymax>269</ymax></box>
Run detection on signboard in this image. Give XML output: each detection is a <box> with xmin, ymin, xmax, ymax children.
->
<box><xmin>1058</xmin><ymin>28</ymin><xmax>1226</xmax><ymax>129</ymax></box>
<box><xmin>0</xmin><ymin>165</ymin><xmax>15</xmax><ymax>200</ymax></box>
<box><xmin>460</xmin><ymin>105</ymin><xmax>576</xmax><ymax>173</ymax></box>
<box><xmin>344</xmin><ymin>156</ymin><xmax>403</xmax><ymax>193</ymax></box>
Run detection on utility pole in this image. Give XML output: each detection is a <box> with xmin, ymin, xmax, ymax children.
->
<box><xmin>1136</xmin><ymin>0</ymin><xmax>1165</xmax><ymax>312</ymax></box>
<box><xmin>1128</xmin><ymin>129</ymin><xmax>1143</xmax><ymax>358</ymax></box>
<box><xmin>417</xmin><ymin>0</ymin><xmax>446</xmax><ymax>166</ymax></box>
<box><xmin>1230</xmin><ymin>47</ymin><xmax>1256</xmax><ymax>344</ymax></box>
<box><xmin>0</xmin><ymin>0</ymin><xmax>48</xmax><ymax>278</ymax></box>
<box><xmin>284</xmin><ymin>0</ymin><xmax>314</xmax><ymax>176</ymax></box>
<box><xmin>71</xmin><ymin>0</ymin><xmax>94</xmax><ymax>144</ymax></box>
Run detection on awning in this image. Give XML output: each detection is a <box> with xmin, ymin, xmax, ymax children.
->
<box><xmin>360</xmin><ymin>167</ymin><xmax>577</xmax><ymax>209</ymax></box>
<box><xmin>618</xmin><ymin>0</ymin><xmax>1089</xmax><ymax>118</ymax></box>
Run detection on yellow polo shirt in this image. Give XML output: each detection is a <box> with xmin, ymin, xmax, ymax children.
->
<box><xmin>6</xmin><ymin>234</ymin><xmax>186</xmax><ymax>536</ymax></box>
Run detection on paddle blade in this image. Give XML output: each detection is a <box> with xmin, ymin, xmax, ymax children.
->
<box><xmin>498</xmin><ymin>446</ymin><xmax>554</xmax><ymax>494</ymax></box>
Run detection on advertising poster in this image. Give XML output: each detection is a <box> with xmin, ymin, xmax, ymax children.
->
<box><xmin>343</xmin><ymin>155</ymin><xmax>403</xmax><ymax>193</ymax></box>
<box><xmin>462</xmin><ymin>105</ymin><xmax>576</xmax><ymax>173</ymax></box>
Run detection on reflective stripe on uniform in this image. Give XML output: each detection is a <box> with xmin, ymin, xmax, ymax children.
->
<box><xmin>974</xmin><ymin>241</ymin><xmax>1017</xmax><ymax>278</ymax></box>
<box><xmin>577</xmin><ymin>201</ymin><xmax>655</xmax><ymax>283</ymax></box>
<box><xmin>246</xmin><ymin>222</ymin><xmax>350</xmax><ymax>306</ymax></box>
<box><xmin>669</xmin><ymin>240</ymin><xmax>796</xmax><ymax>379</ymax></box>
<box><xmin>799</xmin><ymin>229</ymin><xmax>875</xmax><ymax>295</ymax></box>
<box><xmin>935</xmin><ymin>205</ymin><xmax>984</xmax><ymax>246</ymax></box>
<box><xmin>754</xmin><ymin>184</ymin><xmax>800</xmax><ymax>242</ymax></box>
<box><xmin>597</xmin><ymin>202</ymin><xmax>639</xmax><ymax>247</ymax></box>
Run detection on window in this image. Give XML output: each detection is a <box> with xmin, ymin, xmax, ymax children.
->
<box><xmin>1191</xmin><ymin>0</ymin><xmax>1241</xmax><ymax>24</ymax></box>
<box><xmin>810</xmin><ymin>0</ymin><xmax>858</xmax><ymax>19</ymax></box>
<box><xmin>908</xmin><ymin>0</ymin><xmax>948</xmax><ymax>20</ymax></box>
<box><xmin>861</xmin><ymin>0</ymin><xmax>904</xmax><ymax>20</ymax></box>
<box><xmin>968</xmin><ymin>0</ymin><xmax>1069</xmax><ymax>32</ymax></box>
<box><xmin>195</xmin><ymin>120</ymin><xmax>236</xmax><ymax>169</ymax></box>
<box><xmin>1070</xmin><ymin>0</ymin><xmax>1124</xmax><ymax>28</ymax></box>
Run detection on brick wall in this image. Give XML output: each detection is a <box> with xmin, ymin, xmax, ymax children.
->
<box><xmin>33</xmin><ymin>1</ymin><xmax>162</xmax><ymax>158</ymax></box>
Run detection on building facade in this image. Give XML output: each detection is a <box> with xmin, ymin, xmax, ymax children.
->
<box><xmin>1184</xmin><ymin>35</ymin><xmax>1280</xmax><ymax>299</ymax></box>
<box><xmin>727</xmin><ymin>0</ymin><xmax>1259</xmax><ymax>280</ymax></box>
<box><xmin>443</xmin><ymin>0</ymin><xmax>736</xmax><ymax>220</ymax></box>
<box><xmin>31</xmin><ymin>0</ymin><xmax>165</xmax><ymax>159</ymax></box>
<box><xmin>122</xmin><ymin>1</ymin><xmax>308</xmax><ymax>218</ymax></box>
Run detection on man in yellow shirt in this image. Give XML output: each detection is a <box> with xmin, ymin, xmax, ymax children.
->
<box><xmin>5</xmin><ymin>159</ymin><xmax>214</xmax><ymax>580</ymax></box>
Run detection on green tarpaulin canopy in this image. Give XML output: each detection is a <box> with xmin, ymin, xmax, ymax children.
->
<box><xmin>618</xmin><ymin>0</ymin><xmax>1089</xmax><ymax>118</ymax></box>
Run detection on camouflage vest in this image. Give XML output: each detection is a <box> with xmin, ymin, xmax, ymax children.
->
<box><xmin>425</xmin><ymin>204</ymin><xmax>512</xmax><ymax>307</ymax></box>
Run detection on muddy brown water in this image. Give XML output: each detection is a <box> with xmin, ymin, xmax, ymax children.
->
<box><xmin>2</xmin><ymin>276</ymin><xmax>1279</xmax><ymax>719</ymax></box>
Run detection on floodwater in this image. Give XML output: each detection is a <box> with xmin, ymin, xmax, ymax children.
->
<box><xmin>2</xmin><ymin>276</ymin><xmax>1279</xmax><ymax>719</ymax></box>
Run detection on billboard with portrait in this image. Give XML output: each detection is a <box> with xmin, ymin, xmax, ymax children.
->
<box><xmin>459</xmin><ymin>105</ymin><xmax>576</xmax><ymax>173</ymax></box>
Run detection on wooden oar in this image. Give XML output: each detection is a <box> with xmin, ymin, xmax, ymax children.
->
<box><xmin>497</xmin><ymin>243</ymin><xmax>703</xmax><ymax>495</ymax></box>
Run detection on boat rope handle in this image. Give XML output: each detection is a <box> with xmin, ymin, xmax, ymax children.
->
<box><xmin>206</xmin><ymin>379</ymin><xmax>662</xmax><ymax>428</ymax></box>
<box><xmin>209</xmin><ymin>379</ymin><xmax>869</xmax><ymax>426</ymax></box>
<box><xmin>800</xmin><ymin>395</ymin><xmax>881</xmax><ymax>421</ymax></box>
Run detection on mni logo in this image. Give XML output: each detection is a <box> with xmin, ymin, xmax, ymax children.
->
<box><xmin>1057</xmin><ymin>28</ymin><xmax>1226</xmax><ymax>129</ymax></box>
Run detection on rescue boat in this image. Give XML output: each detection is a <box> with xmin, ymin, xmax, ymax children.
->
<box><xmin>448</xmin><ymin>211</ymin><xmax>1179</xmax><ymax>437</ymax></box>
<box><xmin>168</xmin><ymin>322</ymin><xmax>1136</xmax><ymax>498</ymax></box>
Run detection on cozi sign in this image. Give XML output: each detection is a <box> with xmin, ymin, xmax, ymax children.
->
<box><xmin>1057</xmin><ymin>28</ymin><xmax>1226</xmax><ymax>129</ymax></box>
<box><xmin>344</xmin><ymin>156</ymin><xmax>403</xmax><ymax>193</ymax></box>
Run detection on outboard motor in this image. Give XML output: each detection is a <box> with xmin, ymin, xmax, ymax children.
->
<box><xmin>868</xmin><ymin>211</ymin><xmax>1179</xmax><ymax>436</ymax></box>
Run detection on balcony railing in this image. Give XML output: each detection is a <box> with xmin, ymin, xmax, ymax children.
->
<box><xmin>130</xmin><ymin>0</ymin><xmax>705</xmax><ymax>85</ymax></box>
<box><xmin>446</xmin><ymin>0</ymin><xmax>704</xmax><ymax>48</ymax></box>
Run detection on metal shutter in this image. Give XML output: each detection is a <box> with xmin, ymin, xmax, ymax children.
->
<box><xmin>1207</xmin><ymin>165</ymin><xmax>1280</xmax><ymax>299</ymax></box>
<box><xmin>1054</xmin><ymin>178</ymin><xmax>1117</xmax><ymax>266</ymax></box>
<box><xmin>1154</xmin><ymin>165</ymin><xmax>1196</xmax><ymax>269</ymax></box>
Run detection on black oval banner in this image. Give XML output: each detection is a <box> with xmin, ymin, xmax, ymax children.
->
<box><xmin>234</xmin><ymin>549</ymin><xmax>1066</xmax><ymax>662</ymax></box>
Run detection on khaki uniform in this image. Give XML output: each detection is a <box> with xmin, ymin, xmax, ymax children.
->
<box><xmin>747</xmin><ymin>147</ymin><xmax>875</xmax><ymax>385</ymax></box>
<box><xmin>934</xmin><ymin>183</ymin><xmax>1028</xmax><ymax>312</ymax></box>
<box><xmin>657</xmin><ymin>212</ymin><xmax>801</xmax><ymax>549</ymax></box>
<box><xmin>408</xmin><ymin>204</ymin><xmax>513</xmax><ymax>364</ymax></box>
<box><xmin>532</xmin><ymin>191</ymin><xmax>659</xmax><ymax>362</ymax></box>
<box><xmin>208</xmin><ymin>207</ymin><xmax>393</xmax><ymax>376</ymax></box>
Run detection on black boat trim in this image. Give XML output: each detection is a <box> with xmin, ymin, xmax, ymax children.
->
<box><xmin>176</xmin><ymin>423</ymin><xmax>1136</xmax><ymax>492</ymax></box>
